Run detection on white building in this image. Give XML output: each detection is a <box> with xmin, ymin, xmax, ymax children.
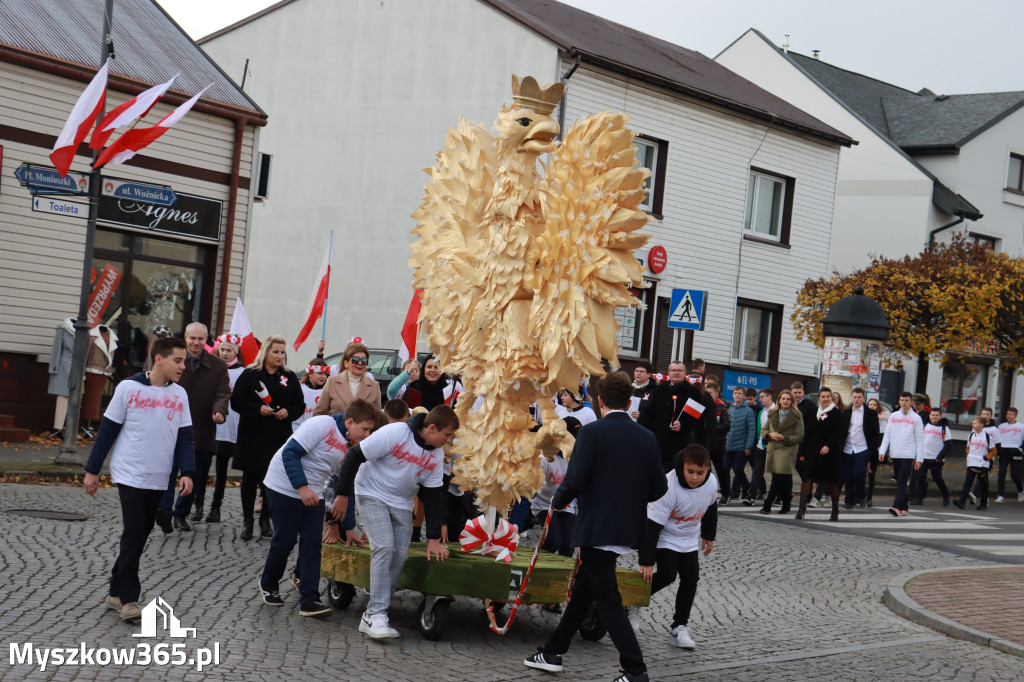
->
<box><xmin>202</xmin><ymin>0</ymin><xmax>853</xmax><ymax>391</ymax></box>
<box><xmin>718</xmin><ymin>29</ymin><xmax>1024</xmax><ymax>426</ymax></box>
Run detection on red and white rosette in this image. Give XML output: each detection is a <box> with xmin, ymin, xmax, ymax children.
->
<box><xmin>459</xmin><ymin>515</ymin><xmax>519</xmax><ymax>563</ymax></box>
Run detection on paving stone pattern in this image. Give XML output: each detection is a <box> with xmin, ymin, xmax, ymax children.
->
<box><xmin>1</xmin><ymin>483</ymin><xmax>1022</xmax><ymax>681</ymax></box>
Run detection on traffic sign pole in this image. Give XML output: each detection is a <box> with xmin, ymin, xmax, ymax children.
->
<box><xmin>55</xmin><ymin>0</ymin><xmax>114</xmax><ymax>466</ymax></box>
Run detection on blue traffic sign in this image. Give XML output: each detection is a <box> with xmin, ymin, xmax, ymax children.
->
<box><xmin>668</xmin><ymin>288</ymin><xmax>707</xmax><ymax>331</ymax></box>
<box><xmin>101</xmin><ymin>177</ymin><xmax>177</xmax><ymax>206</ymax></box>
<box><xmin>14</xmin><ymin>163</ymin><xmax>90</xmax><ymax>194</ymax></box>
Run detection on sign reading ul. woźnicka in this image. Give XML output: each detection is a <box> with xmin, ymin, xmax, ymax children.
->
<box><xmin>98</xmin><ymin>189</ymin><xmax>222</xmax><ymax>241</ymax></box>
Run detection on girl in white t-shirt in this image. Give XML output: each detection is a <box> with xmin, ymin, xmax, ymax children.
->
<box><xmin>293</xmin><ymin>360</ymin><xmax>329</xmax><ymax>432</ymax></box>
<box><xmin>637</xmin><ymin>444</ymin><xmax>719</xmax><ymax>650</ymax></box>
<box><xmin>208</xmin><ymin>336</ymin><xmax>244</xmax><ymax>523</ymax></box>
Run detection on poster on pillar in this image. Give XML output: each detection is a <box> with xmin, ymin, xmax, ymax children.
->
<box><xmin>821</xmin><ymin>336</ymin><xmax>882</xmax><ymax>404</ymax></box>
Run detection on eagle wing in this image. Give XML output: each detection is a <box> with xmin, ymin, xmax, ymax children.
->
<box><xmin>410</xmin><ymin>117</ymin><xmax>497</xmax><ymax>373</ymax></box>
<box><xmin>531</xmin><ymin>112</ymin><xmax>651</xmax><ymax>389</ymax></box>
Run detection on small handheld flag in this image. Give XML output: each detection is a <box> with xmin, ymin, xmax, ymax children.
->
<box><xmin>681</xmin><ymin>397</ymin><xmax>705</xmax><ymax>420</ymax></box>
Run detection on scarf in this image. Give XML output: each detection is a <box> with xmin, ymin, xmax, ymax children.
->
<box><xmin>632</xmin><ymin>379</ymin><xmax>650</xmax><ymax>391</ymax></box>
<box><xmin>816</xmin><ymin>403</ymin><xmax>836</xmax><ymax>421</ymax></box>
<box><xmin>778</xmin><ymin>408</ymin><xmax>791</xmax><ymax>423</ymax></box>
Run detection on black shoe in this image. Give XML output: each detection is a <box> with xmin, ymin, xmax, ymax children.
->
<box><xmin>240</xmin><ymin>519</ymin><xmax>254</xmax><ymax>541</ymax></box>
<box><xmin>172</xmin><ymin>516</ymin><xmax>192</xmax><ymax>532</ymax></box>
<box><xmin>977</xmin><ymin>505</ymin><xmax>988</xmax><ymax>511</ymax></box>
<box><xmin>741</xmin><ymin>497</ymin><xmax>754</xmax><ymax>506</ymax></box>
<box><xmin>758</xmin><ymin>507</ymin><xmax>771</xmax><ymax>515</ymax></box>
<box><xmin>205</xmin><ymin>505</ymin><xmax>221</xmax><ymax>523</ymax></box>
<box><xmin>299</xmin><ymin>599</ymin><xmax>332</xmax><ymax>618</ymax></box>
<box><xmin>795</xmin><ymin>511</ymin><xmax>804</xmax><ymax>520</ymax></box>
<box><xmin>259</xmin><ymin>515</ymin><xmax>274</xmax><ymax>538</ymax></box>
<box><xmin>843</xmin><ymin>503</ymin><xmax>854</xmax><ymax>509</ymax></box>
<box><xmin>909</xmin><ymin>500</ymin><xmax>922</xmax><ymax>506</ymax></box>
<box><xmin>155</xmin><ymin>508</ymin><xmax>173</xmax><ymax>534</ymax></box>
<box><xmin>190</xmin><ymin>499</ymin><xmax>204</xmax><ymax>523</ymax></box>
<box><xmin>866</xmin><ymin>497</ymin><xmax>873</xmax><ymax>508</ymax></box>
<box><xmin>257</xmin><ymin>581</ymin><xmax>283</xmax><ymax>606</ymax></box>
<box><xmin>612</xmin><ymin>671</ymin><xmax>649</xmax><ymax>682</ymax></box>
<box><xmin>829</xmin><ymin>514</ymin><xmax>839</xmax><ymax>521</ymax></box>
<box><xmin>942</xmin><ymin>497</ymin><xmax>951</xmax><ymax>508</ymax></box>
<box><xmin>524</xmin><ymin>649</ymin><xmax>563</xmax><ymax>673</ymax></box>
<box><xmin>952</xmin><ymin>499</ymin><xmax>965</xmax><ymax>510</ymax></box>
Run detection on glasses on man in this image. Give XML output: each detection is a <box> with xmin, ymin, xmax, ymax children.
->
<box><xmin>348</xmin><ymin>356</ymin><xmax>369</xmax><ymax>366</ymax></box>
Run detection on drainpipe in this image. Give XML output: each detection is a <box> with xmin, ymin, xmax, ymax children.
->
<box><xmin>928</xmin><ymin>215</ymin><xmax>964</xmax><ymax>247</ymax></box>
<box><xmin>557</xmin><ymin>52</ymin><xmax>581</xmax><ymax>141</ymax></box>
<box><xmin>216</xmin><ymin>117</ymin><xmax>245</xmax><ymax>332</ymax></box>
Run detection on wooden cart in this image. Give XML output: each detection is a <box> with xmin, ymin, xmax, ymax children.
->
<box><xmin>321</xmin><ymin>542</ymin><xmax>650</xmax><ymax>640</ymax></box>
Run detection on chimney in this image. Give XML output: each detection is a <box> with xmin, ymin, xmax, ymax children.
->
<box><xmin>812</xmin><ymin>49</ymin><xmax>820</xmax><ymax>60</ymax></box>
<box><xmin>782</xmin><ymin>34</ymin><xmax>790</xmax><ymax>54</ymax></box>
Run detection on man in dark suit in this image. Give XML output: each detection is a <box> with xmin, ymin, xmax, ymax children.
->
<box><xmin>638</xmin><ymin>360</ymin><xmax>700</xmax><ymax>471</ymax></box>
<box><xmin>525</xmin><ymin>373</ymin><xmax>667</xmax><ymax>682</ymax></box>
<box><xmin>159</xmin><ymin>322</ymin><xmax>230</xmax><ymax>531</ymax></box>
<box><xmin>840</xmin><ymin>387</ymin><xmax>880</xmax><ymax>509</ymax></box>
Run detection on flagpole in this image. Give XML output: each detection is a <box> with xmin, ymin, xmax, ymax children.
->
<box><xmin>56</xmin><ymin>0</ymin><xmax>114</xmax><ymax>466</ymax></box>
<box><xmin>321</xmin><ymin>230</ymin><xmax>332</xmax><ymax>341</ymax></box>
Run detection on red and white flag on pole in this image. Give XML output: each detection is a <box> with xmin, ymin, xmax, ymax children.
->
<box><xmin>89</xmin><ymin>74</ymin><xmax>178</xmax><ymax>150</ymax></box>
<box><xmin>229</xmin><ymin>297</ymin><xmax>260</xmax><ymax>365</ymax></box>
<box><xmin>293</xmin><ymin>249</ymin><xmax>331</xmax><ymax>351</ymax></box>
<box><xmin>682</xmin><ymin>397</ymin><xmax>706</xmax><ymax>420</ymax></box>
<box><xmin>399</xmin><ymin>290</ymin><xmax>423</xmax><ymax>362</ymax></box>
<box><xmin>256</xmin><ymin>381</ymin><xmax>273</xmax><ymax>405</ymax></box>
<box><xmin>93</xmin><ymin>83</ymin><xmax>212</xmax><ymax>169</ymax></box>
<box><xmin>50</xmin><ymin>59</ymin><xmax>109</xmax><ymax>177</ymax></box>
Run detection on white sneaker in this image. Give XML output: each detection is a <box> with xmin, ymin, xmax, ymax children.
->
<box><xmin>1019</xmin><ymin>492</ymin><xmax>1024</xmax><ymax>502</ymax></box>
<box><xmin>359</xmin><ymin>612</ymin><xmax>400</xmax><ymax>639</ymax></box>
<box><xmin>669</xmin><ymin>624</ymin><xmax>696</xmax><ymax>649</ymax></box>
<box><xmin>996</xmin><ymin>495</ymin><xmax>1005</xmax><ymax>503</ymax></box>
<box><xmin>807</xmin><ymin>498</ymin><xmax>820</xmax><ymax>508</ymax></box>
<box><xmin>968</xmin><ymin>491</ymin><xmax>978</xmax><ymax>505</ymax></box>
<box><xmin>626</xmin><ymin>606</ymin><xmax>641</xmax><ymax>633</ymax></box>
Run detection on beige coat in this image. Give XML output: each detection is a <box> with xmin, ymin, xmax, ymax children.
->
<box><xmin>313</xmin><ymin>371</ymin><xmax>382</xmax><ymax>415</ymax></box>
<box><xmin>762</xmin><ymin>408</ymin><xmax>804</xmax><ymax>475</ymax></box>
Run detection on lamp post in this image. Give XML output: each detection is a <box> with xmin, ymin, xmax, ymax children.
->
<box><xmin>820</xmin><ymin>286</ymin><xmax>890</xmax><ymax>403</ymax></box>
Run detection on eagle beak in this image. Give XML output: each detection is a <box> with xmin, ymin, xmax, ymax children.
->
<box><xmin>520</xmin><ymin>118</ymin><xmax>560</xmax><ymax>153</ymax></box>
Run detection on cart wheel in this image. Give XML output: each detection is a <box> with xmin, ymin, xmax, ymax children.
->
<box><xmin>578</xmin><ymin>603</ymin><xmax>606</xmax><ymax>641</ymax></box>
<box><xmin>327</xmin><ymin>580</ymin><xmax>355</xmax><ymax>609</ymax></box>
<box><xmin>418</xmin><ymin>597</ymin><xmax>450</xmax><ymax>641</ymax></box>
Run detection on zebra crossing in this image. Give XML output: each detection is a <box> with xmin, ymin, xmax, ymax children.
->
<box><xmin>720</xmin><ymin>503</ymin><xmax>1024</xmax><ymax>561</ymax></box>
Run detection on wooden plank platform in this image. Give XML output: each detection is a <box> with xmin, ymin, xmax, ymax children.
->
<box><xmin>321</xmin><ymin>542</ymin><xmax>650</xmax><ymax>606</ymax></box>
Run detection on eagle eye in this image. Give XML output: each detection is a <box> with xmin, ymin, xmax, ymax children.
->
<box><xmin>517</xmin><ymin>117</ymin><xmax>532</xmax><ymax>126</ymax></box>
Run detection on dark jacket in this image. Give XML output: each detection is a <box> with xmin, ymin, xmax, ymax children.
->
<box><xmin>177</xmin><ymin>349</ymin><xmax>231</xmax><ymax>452</ymax></box>
<box><xmin>230</xmin><ymin>366</ymin><xmax>304</xmax><ymax>474</ymax></box>
<box><xmin>705</xmin><ymin>396</ymin><xmax>731</xmax><ymax>454</ymax></box>
<box><xmin>840</xmin><ymin>405</ymin><xmax>880</xmax><ymax>456</ymax></box>
<box><xmin>795</xmin><ymin>397</ymin><xmax>817</xmax><ymax>459</ymax></box>
<box><xmin>553</xmin><ymin>412</ymin><xmax>667</xmax><ymax>549</ymax></box>
<box><xmin>638</xmin><ymin>379</ymin><xmax>701</xmax><ymax>468</ymax></box>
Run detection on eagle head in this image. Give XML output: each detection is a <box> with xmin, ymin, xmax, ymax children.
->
<box><xmin>496</xmin><ymin>106</ymin><xmax>561</xmax><ymax>155</ymax></box>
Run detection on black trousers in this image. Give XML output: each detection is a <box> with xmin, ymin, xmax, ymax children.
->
<box><xmin>915</xmin><ymin>460</ymin><xmax>950</xmax><ymax>502</ymax></box>
<box><xmin>211</xmin><ymin>441</ymin><xmax>234</xmax><ymax>506</ymax></box>
<box><xmin>748</xmin><ymin>448</ymin><xmax>766</xmax><ymax>499</ymax></box>
<box><xmin>110</xmin><ymin>484</ymin><xmax>164</xmax><ymax>604</ymax></box>
<box><xmin>650</xmin><ymin>547</ymin><xmax>699</xmax><ymax>628</ymax></box>
<box><xmin>764</xmin><ymin>473</ymin><xmax>792</xmax><ymax>512</ymax></box>
<box><xmin>540</xmin><ymin>510</ymin><xmax>577</xmax><ymax>558</ymax></box>
<box><xmin>996</xmin><ymin>448</ymin><xmax>1024</xmax><ymax>496</ymax></box>
<box><xmin>543</xmin><ymin>547</ymin><xmax>645</xmax><ymax>676</ymax></box>
<box><xmin>960</xmin><ymin>466</ymin><xmax>990</xmax><ymax>507</ymax></box>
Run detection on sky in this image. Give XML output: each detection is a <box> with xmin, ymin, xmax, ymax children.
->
<box><xmin>158</xmin><ymin>0</ymin><xmax>1023</xmax><ymax>95</ymax></box>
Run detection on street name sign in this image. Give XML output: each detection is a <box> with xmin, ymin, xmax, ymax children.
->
<box><xmin>14</xmin><ymin>163</ymin><xmax>90</xmax><ymax>194</ymax></box>
<box><xmin>101</xmin><ymin>177</ymin><xmax>177</xmax><ymax>206</ymax></box>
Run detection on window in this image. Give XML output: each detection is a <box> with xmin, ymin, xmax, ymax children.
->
<box><xmin>732</xmin><ymin>300</ymin><xmax>782</xmax><ymax>368</ymax></box>
<box><xmin>634</xmin><ymin>136</ymin><xmax>667</xmax><ymax>217</ymax></box>
<box><xmin>255</xmin><ymin>152</ymin><xmax>272</xmax><ymax>200</ymax></box>
<box><xmin>744</xmin><ymin>168</ymin><xmax>794</xmax><ymax>245</ymax></box>
<box><xmin>940</xmin><ymin>359</ymin><xmax>990</xmax><ymax>426</ymax></box>
<box><xmin>1006</xmin><ymin>153</ymin><xmax>1024</xmax><ymax>192</ymax></box>
<box><xmin>615</xmin><ymin>282</ymin><xmax>654</xmax><ymax>356</ymax></box>
<box><xmin>970</xmin><ymin>233</ymin><xmax>998</xmax><ymax>250</ymax></box>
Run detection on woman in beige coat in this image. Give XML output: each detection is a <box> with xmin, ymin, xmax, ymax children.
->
<box><xmin>760</xmin><ymin>389</ymin><xmax>804</xmax><ymax>515</ymax></box>
<box><xmin>313</xmin><ymin>342</ymin><xmax>382</xmax><ymax>415</ymax></box>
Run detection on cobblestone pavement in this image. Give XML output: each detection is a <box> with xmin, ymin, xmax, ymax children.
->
<box><xmin>2</xmin><ymin>482</ymin><xmax>1023</xmax><ymax>681</ymax></box>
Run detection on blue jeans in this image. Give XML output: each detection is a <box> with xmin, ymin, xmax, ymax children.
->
<box><xmin>891</xmin><ymin>458</ymin><xmax>915</xmax><ymax>510</ymax></box>
<box><xmin>842</xmin><ymin>450</ymin><xmax>871</xmax><ymax>506</ymax></box>
<box><xmin>260</xmin><ymin>489</ymin><xmax>325</xmax><ymax>607</ymax></box>
<box><xmin>723</xmin><ymin>450</ymin><xmax>748</xmax><ymax>498</ymax></box>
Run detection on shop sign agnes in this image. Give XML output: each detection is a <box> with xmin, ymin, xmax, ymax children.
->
<box><xmin>98</xmin><ymin>188</ymin><xmax>222</xmax><ymax>241</ymax></box>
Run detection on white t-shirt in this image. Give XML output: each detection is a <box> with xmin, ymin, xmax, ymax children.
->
<box><xmin>966</xmin><ymin>430</ymin><xmax>993</xmax><ymax>469</ymax></box>
<box><xmin>216</xmin><ymin>365</ymin><xmax>244</xmax><ymax>443</ymax></box>
<box><xmin>922</xmin><ymin>423</ymin><xmax>951</xmax><ymax>460</ymax></box>
<box><xmin>998</xmin><ymin>421</ymin><xmax>1024</xmax><ymax>448</ymax></box>
<box><xmin>105</xmin><ymin>374</ymin><xmax>192</xmax><ymax>490</ymax></box>
<box><xmin>647</xmin><ymin>472</ymin><xmax>719</xmax><ymax>554</ymax></box>
<box><xmin>354</xmin><ymin>420</ymin><xmax>444</xmax><ymax>511</ymax></box>
<box><xmin>984</xmin><ymin>424</ymin><xmax>1001</xmax><ymax>447</ymax></box>
<box><xmin>532</xmin><ymin>455</ymin><xmax>576</xmax><ymax>515</ymax></box>
<box><xmin>292</xmin><ymin>383</ymin><xmax>324</xmax><ymax>432</ymax></box>
<box><xmin>264</xmin><ymin>415</ymin><xmax>349</xmax><ymax>499</ymax></box>
<box><xmin>557</xmin><ymin>405</ymin><xmax>597</xmax><ymax>426</ymax></box>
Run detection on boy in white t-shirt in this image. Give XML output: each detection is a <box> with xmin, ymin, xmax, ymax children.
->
<box><xmin>914</xmin><ymin>409</ymin><xmax>952</xmax><ymax>506</ymax></box>
<box><xmin>637</xmin><ymin>444</ymin><xmax>719</xmax><ymax>650</ymax></box>
<box><xmin>954</xmin><ymin>416</ymin><xmax>996</xmax><ymax>511</ymax></box>
<box><xmin>333</xmin><ymin>404</ymin><xmax>457</xmax><ymax>639</ymax></box>
<box><xmin>84</xmin><ymin>337</ymin><xmax>194</xmax><ymax>623</ymax></box>
<box><xmin>257</xmin><ymin>399</ymin><xmax>379</xmax><ymax>617</ymax></box>
<box><xmin>995</xmin><ymin>407</ymin><xmax>1024</xmax><ymax>502</ymax></box>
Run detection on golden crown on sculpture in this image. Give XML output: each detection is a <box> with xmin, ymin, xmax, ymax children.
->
<box><xmin>511</xmin><ymin>75</ymin><xmax>565</xmax><ymax>114</ymax></box>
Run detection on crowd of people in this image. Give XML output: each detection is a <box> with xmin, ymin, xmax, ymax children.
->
<box><xmin>82</xmin><ymin>328</ymin><xmax>1022</xmax><ymax>682</ymax></box>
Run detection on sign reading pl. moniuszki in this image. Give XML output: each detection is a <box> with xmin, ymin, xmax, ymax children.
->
<box><xmin>14</xmin><ymin>163</ymin><xmax>89</xmax><ymax>194</ymax></box>
<box><xmin>101</xmin><ymin>178</ymin><xmax>178</xmax><ymax>207</ymax></box>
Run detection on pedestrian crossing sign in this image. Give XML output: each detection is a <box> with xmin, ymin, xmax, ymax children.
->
<box><xmin>668</xmin><ymin>289</ymin><xmax>707</xmax><ymax>331</ymax></box>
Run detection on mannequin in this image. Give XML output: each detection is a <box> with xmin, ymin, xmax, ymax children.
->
<box><xmin>48</xmin><ymin>318</ymin><xmax>76</xmax><ymax>431</ymax></box>
<box><xmin>82</xmin><ymin>325</ymin><xmax>118</xmax><ymax>422</ymax></box>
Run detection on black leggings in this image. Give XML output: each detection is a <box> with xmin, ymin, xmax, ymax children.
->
<box><xmin>240</xmin><ymin>471</ymin><xmax>270</xmax><ymax>522</ymax></box>
<box><xmin>650</xmin><ymin>548</ymin><xmax>699</xmax><ymax>628</ymax></box>
<box><xmin>211</xmin><ymin>441</ymin><xmax>234</xmax><ymax>506</ymax></box>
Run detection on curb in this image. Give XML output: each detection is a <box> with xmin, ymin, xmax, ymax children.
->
<box><xmin>883</xmin><ymin>566</ymin><xmax>1024</xmax><ymax>658</ymax></box>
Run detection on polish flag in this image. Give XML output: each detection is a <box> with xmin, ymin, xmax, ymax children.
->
<box><xmin>293</xmin><ymin>249</ymin><xmax>331</xmax><ymax>351</ymax></box>
<box><xmin>50</xmin><ymin>60</ymin><xmax>109</xmax><ymax>177</ymax></box>
<box><xmin>682</xmin><ymin>397</ymin><xmax>706</xmax><ymax>419</ymax></box>
<box><xmin>229</xmin><ymin>298</ymin><xmax>260</xmax><ymax>365</ymax></box>
<box><xmin>93</xmin><ymin>83</ymin><xmax>213</xmax><ymax>169</ymax></box>
<box><xmin>399</xmin><ymin>290</ymin><xmax>423</xmax><ymax>362</ymax></box>
<box><xmin>256</xmin><ymin>381</ymin><xmax>273</xmax><ymax>405</ymax></box>
<box><xmin>89</xmin><ymin>74</ymin><xmax>178</xmax><ymax>150</ymax></box>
